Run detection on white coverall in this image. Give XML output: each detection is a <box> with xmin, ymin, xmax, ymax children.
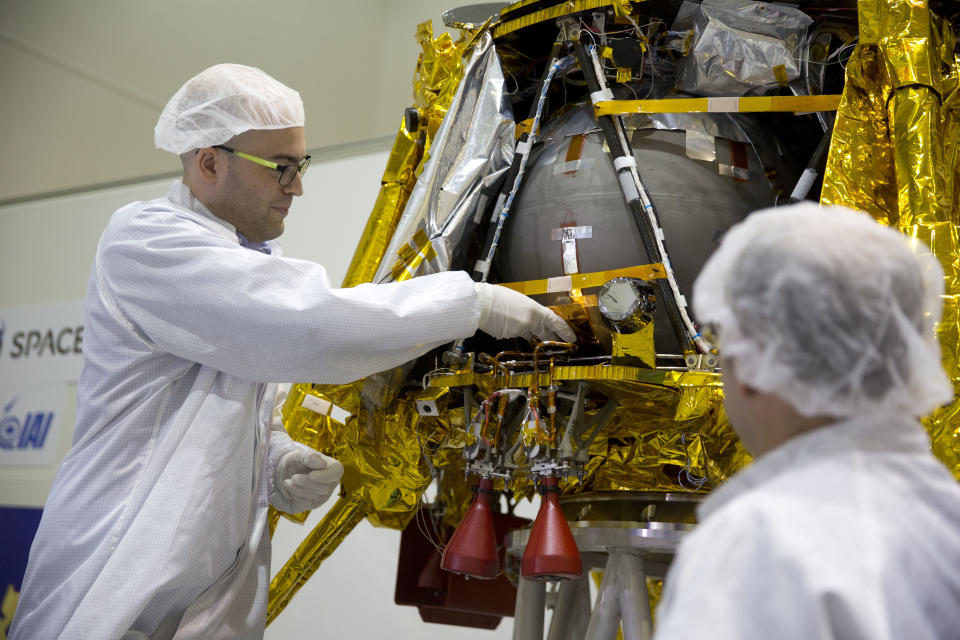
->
<box><xmin>11</xmin><ymin>181</ymin><xmax>480</xmax><ymax>639</ymax></box>
<box><xmin>653</xmin><ymin>414</ymin><xmax>960</xmax><ymax>639</ymax></box>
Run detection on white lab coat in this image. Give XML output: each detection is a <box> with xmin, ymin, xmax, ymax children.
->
<box><xmin>653</xmin><ymin>414</ymin><xmax>960</xmax><ymax>639</ymax></box>
<box><xmin>10</xmin><ymin>181</ymin><xmax>480</xmax><ymax>639</ymax></box>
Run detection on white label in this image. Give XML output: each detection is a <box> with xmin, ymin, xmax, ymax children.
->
<box><xmin>474</xmin><ymin>259</ymin><xmax>491</xmax><ymax>276</ymax></box>
<box><xmin>590</xmin><ymin>88</ymin><xmax>614</xmax><ymax>104</ymax></box>
<box><xmin>329</xmin><ymin>405</ymin><xmax>350</xmax><ymax>425</ymax></box>
<box><xmin>301</xmin><ymin>394</ymin><xmax>332</xmax><ymax>416</ymax></box>
<box><xmin>546</xmin><ymin>276</ymin><xmax>574</xmax><ymax>293</ymax></box>
<box><xmin>0</xmin><ymin>382</ymin><xmax>67</xmax><ymax>467</ymax></box>
<box><xmin>551</xmin><ymin>226</ymin><xmax>593</xmax><ymax>241</ymax></box>
<box><xmin>707</xmin><ymin>97</ymin><xmax>740</xmax><ymax>113</ymax></box>
<box><xmin>0</xmin><ymin>300</ymin><xmax>86</xmax><ymax>384</ymax></box>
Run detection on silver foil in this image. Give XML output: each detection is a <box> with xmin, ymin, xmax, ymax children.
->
<box><xmin>676</xmin><ymin>0</ymin><xmax>813</xmax><ymax>97</ymax></box>
<box><xmin>373</xmin><ymin>32</ymin><xmax>515</xmax><ymax>283</ymax></box>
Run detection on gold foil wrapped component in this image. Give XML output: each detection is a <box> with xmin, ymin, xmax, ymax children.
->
<box><xmin>611</xmin><ymin>323</ymin><xmax>656</xmax><ymax>369</ymax></box>
<box><xmin>821</xmin><ymin>1</ymin><xmax>960</xmax><ymax>479</ymax></box>
<box><xmin>569</xmin><ymin>379</ymin><xmax>745</xmax><ymax>493</ymax></box>
<box><xmin>342</xmin><ymin>21</ymin><xmax>476</xmax><ymax>290</ymax></box>
<box><xmin>413</xmin><ymin>21</ymin><xmax>469</xmax><ymax>151</ymax></box>
<box><xmin>342</xmin><ymin>129</ymin><xmax>422</xmax><ymax>288</ymax></box>
<box><xmin>373</xmin><ymin>32</ymin><xmax>515</xmax><ymax>284</ymax></box>
<box><xmin>267</xmin><ymin>494</ymin><xmax>369</xmax><ymax>625</ymax></box>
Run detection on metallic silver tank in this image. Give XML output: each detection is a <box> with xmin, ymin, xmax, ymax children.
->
<box><xmin>497</xmin><ymin>103</ymin><xmax>795</xmax><ymax>354</ymax></box>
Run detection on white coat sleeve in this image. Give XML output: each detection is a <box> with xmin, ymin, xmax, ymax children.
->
<box><xmin>95</xmin><ymin>208</ymin><xmax>480</xmax><ymax>384</ymax></box>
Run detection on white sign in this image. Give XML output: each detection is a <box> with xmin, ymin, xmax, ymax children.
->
<box><xmin>0</xmin><ymin>382</ymin><xmax>67</xmax><ymax>467</ymax></box>
<box><xmin>0</xmin><ymin>300</ymin><xmax>85</xmax><ymax>384</ymax></box>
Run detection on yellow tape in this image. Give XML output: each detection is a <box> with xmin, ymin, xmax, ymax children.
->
<box><xmin>602</xmin><ymin>46</ymin><xmax>614</xmax><ymax>59</ymax></box>
<box><xmin>516</xmin><ymin>117</ymin><xmax>535</xmax><ymax>138</ymax></box>
<box><xmin>773</xmin><ymin>64</ymin><xmax>789</xmax><ymax>86</ymax></box>
<box><xmin>389</xmin><ymin>228</ymin><xmax>437</xmax><ymax>281</ymax></box>
<box><xmin>499</xmin><ymin>263</ymin><xmax>665</xmax><ymax>295</ymax></box>
<box><xmin>617</xmin><ymin>67</ymin><xmax>632</xmax><ymax>83</ymax></box>
<box><xmin>494</xmin><ymin>0</ymin><xmax>625</xmax><ymax>38</ymax></box>
<box><xmin>595</xmin><ymin>94</ymin><xmax>842</xmax><ymax>116</ymax></box>
<box><xmin>611</xmin><ymin>0</ymin><xmax>632</xmax><ymax>17</ymax></box>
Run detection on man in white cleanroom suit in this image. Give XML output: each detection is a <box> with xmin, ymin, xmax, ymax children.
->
<box><xmin>653</xmin><ymin>203</ymin><xmax>960</xmax><ymax>639</ymax></box>
<box><xmin>10</xmin><ymin>63</ymin><xmax>574</xmax><ymax>640</ymax></box>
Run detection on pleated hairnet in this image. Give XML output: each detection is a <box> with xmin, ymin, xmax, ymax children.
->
<box><xmin>693</xmin><ymin>202</ymin><xmax>951</xmax><ymax>419</ymax></box>
<box><xmin>154</xmin><ymin>63</ymin><xmax>304</xmax><ymax>155</ymax></box>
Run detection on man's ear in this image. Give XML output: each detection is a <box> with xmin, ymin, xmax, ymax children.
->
<box><xmin>195</xmin><ymin>148</ymin><xmax>222</xmax><ymax>184</ymax></box>
<box><xmin>738</xmin><ymin>380</ymin><xmax>759</xmax><ymax>397</ymax></box>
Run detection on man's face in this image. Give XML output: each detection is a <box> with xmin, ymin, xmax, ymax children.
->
<box><xmin>214</xmin><ymin>126</ymin><xmax>307</xmax><ymax>242</ymax></box>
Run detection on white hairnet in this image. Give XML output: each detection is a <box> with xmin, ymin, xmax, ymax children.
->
<box><xmin>154</xmin><ymin>63</ymin><xmax>304</xmax><ymax>155</ymax></box>
<box><xmin>693</xmin><ymin>202</ymin><xmax>951</xmax><ymax>419</ymax></box>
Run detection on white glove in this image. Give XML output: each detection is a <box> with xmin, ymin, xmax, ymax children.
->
<box><xmin>276</xmin><ymin>449</ymin><xmax>344</xmax><ymax>511</ymax></box>
<box><xmin>475</xmin><ymin>282</ymin><xmax>576</xmax><ymax>342</ymax></box>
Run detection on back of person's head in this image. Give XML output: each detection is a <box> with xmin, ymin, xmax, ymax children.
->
<box><xmin>154</xmin><ymin>63</ymin><xmax>304</xmax><ymax>156</ymax></box>
<box><xmin>693</xmin><ymin>202</ymin><xmax>951</xmax><ymax>420</ymax></box>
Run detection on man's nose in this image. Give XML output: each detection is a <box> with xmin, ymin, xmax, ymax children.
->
<box><xmin>285</xmin><ymin>171</ymin><xmax>304</xmax><ymax>196</ymax></box>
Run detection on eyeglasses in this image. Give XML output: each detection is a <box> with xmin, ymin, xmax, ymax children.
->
<box><xmin>213</xmin><ymin>145</ymin><xmax>311</xmax><ymax>186</ymax></box>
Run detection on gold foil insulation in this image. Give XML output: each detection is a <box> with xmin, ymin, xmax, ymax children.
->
<box><xmin>341</xmin><ymin>127</ymin><xmax>422</xmax><ymax>288</ymax></box>
<box><xmin>821</xmin><ymin>0</ymin><xmax>960</xmax><ymax>479</ymax></box>
<box><xmin>341</xmin><ymin>21</ymin><xmax>470</xmax><ymax>289</ymax></box>
<box><xmin>266</xmin><ymin>494</ymin><xmax>368</xmax><ymax>625</ymax></box>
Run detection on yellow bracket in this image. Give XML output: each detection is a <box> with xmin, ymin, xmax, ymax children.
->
<box><xmin>499</xmin><ymin>263</ymin><xmax>665</xmax><ymax>296</ymax></box>
<box><xmin>595</xmin><ymin>94</ymin><xmax>842</xmax><ymax>117</ymax></box>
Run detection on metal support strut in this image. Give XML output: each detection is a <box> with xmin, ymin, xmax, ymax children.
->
<box><xmin>570</xmin><ymin>39</ymin><xmax>702</xmax><ymax>360</ymax></box>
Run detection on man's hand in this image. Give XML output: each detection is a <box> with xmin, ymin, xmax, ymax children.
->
<box><xmin>276</xmin><ymin>449</ymin><xmax>344</xmax><ymax>511</ymax></box>
<box><xmin>475</xmin><ymin>282</ymin><xmax>576</xmax><ymax>342</ymax></box>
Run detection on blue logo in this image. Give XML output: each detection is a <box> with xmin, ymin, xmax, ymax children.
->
<box><xmin>0</xmin><ymin>397</ymin><xmax>53</xmax><ymax>450</ymax></box>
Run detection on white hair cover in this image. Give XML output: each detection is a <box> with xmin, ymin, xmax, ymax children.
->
<box><xmin>154</xmin><ymin>63</ymin><xmax>304</xmax><ymax>155</ymax></box>
<box><xmin>693</xmin><ymin>202</ymin><xmax>952</xmax><ymax>419</ymax></box>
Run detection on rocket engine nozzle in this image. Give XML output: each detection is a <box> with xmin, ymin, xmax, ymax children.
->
<box><xmin>440</xmin><ymin>476</ymin><xmax>500</xmax><ymax>579</ymax></box>
<box><xmin>521</xmin><ymin>475</ymin><xmax>582</xmax><ymax>581</ymax></box>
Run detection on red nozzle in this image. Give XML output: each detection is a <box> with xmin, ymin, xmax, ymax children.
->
<box><xmin>440</xmin><ymin>477</ymin><xmax>499</xmax><ymax>579</ymax></box>
<box><xmin>521</xmin><ymin>476</ymin><xmax>581</xmax><ymax>581</ymax></box>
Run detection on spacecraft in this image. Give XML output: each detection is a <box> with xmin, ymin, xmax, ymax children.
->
<box><xmin>268</xmin><ymin>1</ymin><xmax>960</xmax><ymax>637</ymax></box>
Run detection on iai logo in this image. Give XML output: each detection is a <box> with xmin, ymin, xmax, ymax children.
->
<box><xmin>0</xmin><ymin>383</ymin><xmax>65</xmax><ymax>467</ymax></box>
<box><xmin>0</xmin><ymin>396</ymin><xmax>53</xmax><ymax>450</ymax></box>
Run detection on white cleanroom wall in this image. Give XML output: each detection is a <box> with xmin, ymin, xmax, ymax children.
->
<box><xmin>0</xmin><ymin>145</ymin><xmax>526</xmax><ymax>638</ymax></box>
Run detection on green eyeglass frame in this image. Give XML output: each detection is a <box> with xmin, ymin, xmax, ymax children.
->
<box><xmin>213</xmin><ymin>145</ymin><xmax>311</xmax><ymax>186</ymax></box>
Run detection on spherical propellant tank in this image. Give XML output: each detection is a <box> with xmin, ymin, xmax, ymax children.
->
<box><xmin>497</xmin><ymin>102</ymin><xmax>795</xmax><ymax>354</ymax></box>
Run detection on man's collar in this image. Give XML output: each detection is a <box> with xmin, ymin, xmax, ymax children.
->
<box><xmin>166</xmin><ymin>180</ymin><xmax>237</xmax><ymax>236</ymax></box>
